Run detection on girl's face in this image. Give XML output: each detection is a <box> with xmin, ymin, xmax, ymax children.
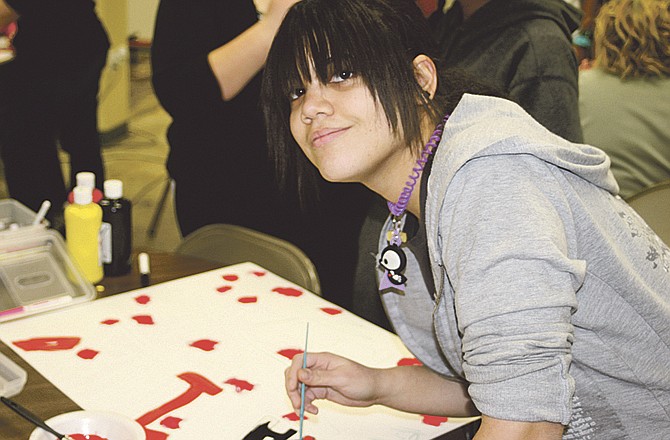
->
<box><xmin>289</xmin><ymin>64</ymin><xmax>409</xmax><ymax>189</ymax></box>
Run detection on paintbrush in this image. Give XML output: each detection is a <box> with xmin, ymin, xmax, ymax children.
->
<box><xmin>1</xmin><ymin>396</ymin><xmax>75</xmax><ymax>440</ymax></box>
<box><xmin>299</xmin><ymin>322</ymin><xmax>309</xmax><ymax>440</ymax></box>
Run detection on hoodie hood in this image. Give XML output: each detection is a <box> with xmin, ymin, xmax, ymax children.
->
<box><xmin>429</xmin><ymin>94</ymin><xmax>619</xmax><ymax>204</ymax></box>
<box><xmin>435</xmin><ymin>0</ymin><xmax>582</xmax><ymax>49</ymax></box>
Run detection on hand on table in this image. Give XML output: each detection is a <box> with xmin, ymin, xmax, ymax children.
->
<box><xmin>285</xmin><ymin>351</ymin><xmax>380</xmax><ymax>415</ymax></box>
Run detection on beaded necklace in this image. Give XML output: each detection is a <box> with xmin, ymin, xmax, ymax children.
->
<box><xmin>378</xmin><ymin>114</ymin><xmax>449</xmax><ymax>293</ymax></box>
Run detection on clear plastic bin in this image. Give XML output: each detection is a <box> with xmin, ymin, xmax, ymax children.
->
<box><xmin>0</xmin><ymin>351</ymin><xmax>27</xmax><ymax>398</ymax></box>
<box><xmin>0</xmin><ymin>229</ymin><xmax>95</xmax><ymax>322</ymax></box>
<box><xmin>0</xmin><ymin>199</ymin><xmax>49</xmax><ymax>239</ymax></box>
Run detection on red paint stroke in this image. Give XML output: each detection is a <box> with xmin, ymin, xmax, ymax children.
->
<box><xmin>69</xmin><ymin>434</ymin><xmax>108</xmax><ymax>440</ymax></box>
<box><xmin>160</xmin><ymin>416</ymin><xmax>182</xmax><ymax>429</ymax></box>
<box><xmin>397</xmin><ymin>357</ymin><xmax>423</xmax><ymax>367</ymax></box>
<box><xmin>320</xmin><ymin>307</ymin><xmax>342</xmax><ymax>315</ymax></box>
<box><xmin>272</xmin><ymin>287</ymin><xmax>303</xmax><ymax>297</ymax></box>
<box><xmin>282</xmin><ymin>412</ymin><xmax>308</xmax><ymax>421</ymax></box>
<box><xmin>421</xmin><ymin>415</ymin><xmax>449</xmax><ymax>426</ymax></box>
<box><xmin>224</xmin><ymin>378</ymin><xmax>254</xmax><ymax>393</ymax></box>
<box><xmin>135</xmin><ymin>294</ymin><xmax>151</xmax><ymax>305</ymax></box>
<box><xmin>13</xmin><ymin>337</ymin><xmax>80</xmax><ymax>352</ymax></box>
<box><xmin>277</xmin><ymin>348</ymin><xmax>303</xmax><ymax>360</ymax></box>
<box><xmin>238</xmin><ymin>296</ymin><xmax>257</xmax><ymax>304</ymax></box>
<box><xmin>222</xmin><ymin>274</ymin><xmax>239</xmax><ymax>281</ymax></box>
<box><xmin>132</xmin><ymin>314</ymin><xmax>155</xmax><ymax>325</ymax></box>
<box><xmin>190</xmin><ymin>339</ymin><xmax>218</xmax><ymax>351</ymax></box>
<box><xmin>136</xmin><ymin>372</ymin><xmax>223</xmax><ymax>439</ymax></box>
<box><xmin>216</xmin><ymin>285</ymin><xmax>232</xmax><ymax>293</ymax></box>
<box><xmin>304</xmin><ymin>436</ymin><xmax>316</xmax><ymax>440</ymax></box>
<box><xmin>77</xmin><ymin>349</ymin><xmax>99</xmax><ymax>360</ymax></box>
<box><xmin>252</xmin><ymin>271</ymin><xmax>266</xmax><ymax>277</ymax></box>
<box><xmin>101</xmin><ymin>319</ymin><xmax>119</xmax><ymax>325</ymax></box>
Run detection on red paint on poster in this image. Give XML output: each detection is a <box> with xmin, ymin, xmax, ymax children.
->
<box><xmin>222</xmin><ymin>274</ymin><xmax>239</xmax><ymax>281</ymax></box>
<box><xmin>77</xmin><ymin>349</ymin><xmax>99</xmax><ymax>360</ymax></box>
<box><xmin>160</xmin><ymin>416</ymin><xmax>182</xmax><ymax>429</ymax></box>
<box><xmin>397</xmin><ymin>357</ymin><xmax>423</xmax><ymax>366</ymax></box>
<box><xmin>282</xmin><ymin>412</ymin><xmax>308</xmax><ymax>421</ymax></box>
<box><xmin>421</xmin><ymin>415</ymin><xmax>449</xmax><ymax>426</ymax></box>
<box><xmin>272</xmin><ymin>287</ymin><xmax>303</xmax><ymax>297</ymax></box>
<box><xmin>13</xmin><ymin>337</ymin><xmax>80</xmax><ymax>351</ymax></box>
<box><xmin>320</xmin><ymin>307</ymin><xmax>342</xmax><ymax>315</ymax></box>
<box><xmin>216</xmin><ymin>285</ymin><xmax>232</xmax><ymax>293</ymax></box>
<box><xmin>238</xmin><ymin>296</ymin><xmax>257</xmax><ymax>304</ymax></box>
<box><xmin>132</xmin><ymin>314</ymin><xmax>155</xmax><ymax>325</ymax></box>
<box><xmin>136</xmin><ymin>372</ymin><xmax>223</xmax><ymax>430</ymax></box>
<box><xmin>252</xmin><ymin>271</ymin><xmax>266</xmax><ymax>277</ymax></box>
<box><xmin>277</xmin><ymin>348</ymin><xmax>303</xmax><ymax>360</ymax></box>
<box><xmin>69</xmin><ymin>434</ymin><xmax>108</xmax><ymax>440</ymax></box>
<box><xmin>135</xmin><ymin>295</ymin><xmax>151</xmax><ymax>305</ymax></box>
<box><xmin>190</xmin><ymin>339</ymin><xmax>218</xmax><ymax>351</ymax></box>
<box><xmin>304</xmin><ymin>436</ymin><xmax>316</xmax><ymax>440</ymax></box>
<box><xmin>101</xmin><ymin>319</ymin><xmax>119</xmax><ymax>325</ymax></box>
<box><xmin>224</xmin><ymin>378</ymin><xmax>254</xmax><ymax>392</ymax></box>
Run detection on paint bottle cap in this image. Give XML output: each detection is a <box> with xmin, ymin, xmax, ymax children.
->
<box><xmin>104</xmin><ymin>179</ymin><xmax>123</xmax><ymax>199</ymax></box>
<box><xmin>75</xmin><ymin>171</ymin><xmax>96</xmax><ymax>189</ymax></box>
<box><xmin>73</xmin><ymin>186</ymin><xmax>93</xmax><ymax>205</ymax></box>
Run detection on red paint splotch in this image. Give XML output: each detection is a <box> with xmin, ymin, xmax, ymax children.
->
<box><xmin>100</xmin><ymin>319</ymin><xmax>119</xmax><ymax>325</ymax></box>
<box><xmin>320</xmin><ymin>307</ymin><xmax>342</xmax><ymax>315</ymax></box>
<box><xmin>13</xmin><ymin>337</ymin><xmax>80</xmax><ymax>351</ymax></box>
<box><xmin>190</xmin><ymin>339</ymin><xmax>218</xmax><ymax>351</ymax></box>
<box><xmin>282</xmin><ymin>412</ymin><xmax>308</xmax><ymax>421</ymax></box>
<box><xmin>277</xmin><ymin>348</ymin><xmax>303</xmax><ymax>360</ymax></box>
<box><xmin>225</xmin><ymin>378</ymin><xmax>254</xmax><ymax>392</ymax></box>
<box><xmin>222</xmin><ymin>274</ymin><xmax>239</xmax><ymax>282</ymax></box>
<box><xmin>238</xmin><ymin>296</ymin><xmax>257</xmax><ymax>304</ymax></box>
<box><xmin>421</xmin><ymin>415</ymin><xmax>449</xmax><ymax>426</ymax></box>
<box><xmin>252</xmin><ymin>271</ymin><xmax>266</xmax><ymax>277</ymax></box>
<box><xmin>397</xmin><ymin>357</ymin><xmax>423</xmax><ymax>367</ymax></box>
<box><xmin>77</xmin><ymin>349</ymin><xmax>99</xmax><ymax>360</ymax></box>
<box><xmin>216</xmin><ymin>285</ymin><xmax>232</xmax><ymax>293</ymax></box>
<box><xmin>271</xmin><ymin>287</ymin><xmax>303</xmax><ymax>297</ymax></box>
<box><xmin>132</xmin><ymin>314</ymin><xmax>155</xmax><ymax>325</ymax></box>
<box><xmin>304</xmin><ymin>436</ymin><xmax>316</xmax><ymax>440</ymax></box>
<box><xmin>160</xmin><ymin>416</ymin><xmax>182</xmax><ymax>429</ymax></box>
<box><xmin>135</xmin><ymin>294</ymin><xmax>151</xmax><ymax>305</ymax></box>
<box><xmin>69</xmin><ymin>434</ymin><xmax>109</xmax><ymax>440</ymax></box>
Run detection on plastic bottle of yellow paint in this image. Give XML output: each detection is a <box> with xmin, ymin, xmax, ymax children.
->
<box><xmin>65</xmin><ymin>185</ymin><xmax>103</xmax><ymax>284</ymax></box>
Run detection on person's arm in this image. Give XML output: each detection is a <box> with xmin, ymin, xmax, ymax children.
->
<box><xmin>285</xmin><ymin>351</ymin><xmax>477</xmax><ymax>416</ymax></box>
<box><xmin>208</xmin><ymin>0</ymin><xmax>299</xmax><ymax>101</ymax></box>
<box><xmin>0</xmin><ymin>0</ymin><xmax>19</xmax><ymax>29</ymax></box>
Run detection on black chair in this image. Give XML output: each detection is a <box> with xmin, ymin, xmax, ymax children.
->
<box><xmin>175</xmin><ymin>224</ymin><xmax>321</xmax><ymax>295</ymax></box>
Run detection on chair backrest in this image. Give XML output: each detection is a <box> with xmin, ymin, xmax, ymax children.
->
<box><xmin>176</xmin><ymin>224</ymin><xmax>321</xmax><ymax>295</ymax></box>
<box><xmin>626</xmin><ymin>179</ymin><xmax>670</xmax><ymax>245</ymax></box>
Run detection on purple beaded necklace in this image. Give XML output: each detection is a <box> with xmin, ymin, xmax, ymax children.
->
<box><xmin>378</xmin><ymin>114</ymin><xmax>449</xmax><ymax>293</ymax></box>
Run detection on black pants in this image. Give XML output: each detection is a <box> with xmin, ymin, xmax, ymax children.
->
<box><xmin>0</xmin><ymin>52</ymin><xmax>107</xmax><ymax>221</ymax></box>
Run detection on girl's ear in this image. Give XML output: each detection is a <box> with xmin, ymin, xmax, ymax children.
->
<box><xmin>413</xmin><ymin>54</ymin><xmax>438</xmax><ymax>99</ymax></box>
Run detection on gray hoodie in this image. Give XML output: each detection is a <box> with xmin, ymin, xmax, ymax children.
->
<box><xmin>380</xmin><ymin>94</ymin><xmax>670</xmax><ymax>438</ymax></box>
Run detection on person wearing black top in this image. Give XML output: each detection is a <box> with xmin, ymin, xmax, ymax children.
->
<box><xmin>151</xmin><ymin>0</ymin><xmax>372</xmax><ymax>308</ymax></box>
<box><xmin>0</xmin><ymin>0</ymin><xmax>109</xmax><ymax>225</ymax></box>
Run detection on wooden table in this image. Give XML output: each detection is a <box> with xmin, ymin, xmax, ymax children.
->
<box><xmin>0</xmin><ymin>252</ymin><xmax>479</xmax><ymax>439</ymax></box>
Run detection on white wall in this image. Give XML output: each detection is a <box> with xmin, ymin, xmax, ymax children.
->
<box><xmin>127</xmin><ymin>0</ymin><xmax>160</xmax><ymax>42</ymax></box>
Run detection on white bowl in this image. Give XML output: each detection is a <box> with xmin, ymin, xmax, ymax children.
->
<box><xmin>29</xmin><ymin>410</ymin><xmax>145</xmax><ymax>440</ymax></box>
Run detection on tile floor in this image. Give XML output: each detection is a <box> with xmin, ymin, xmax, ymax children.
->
<box><xmin>0</xmin><ymin>49</ymin><xmax>183</xmax><ymax>252</ymax></box>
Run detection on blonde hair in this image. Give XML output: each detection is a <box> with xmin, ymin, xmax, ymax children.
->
<box><xmin>594</xmin><ymin>0</ymin><xmax>670</xmax><ymax>79</ymax></box>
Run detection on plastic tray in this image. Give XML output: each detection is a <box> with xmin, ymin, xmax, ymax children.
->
<box><xmin>0</xmin><ymin>229</ymin><xmax>95</xmax><ymax>322</ymax></box>
<box><xmin>0</xmin><ymin>199</ymin><xmax>49</xmax><ymax>239</ymax></box>
<box><xmin>0</xmin><ymin>351</ymin><xmax>27</xmax><ymax>398</ymax></box>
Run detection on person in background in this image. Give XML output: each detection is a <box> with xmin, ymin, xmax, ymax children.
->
<box><xmin>353</xmin><ymin>0</ymin><xmax>584</xmax><ymax>330</ymax></box>
<box><xmin>572</xmin><ymin>0</ymin><xmax>609</xmax><ymax>65</ymax></box>
<box><xmin>151</xmin><ymin>0</ymin><xmax>371</xmax><ymax>308</ymax></box>
<box><xmin>0</xmin><ymin>0</ymin><xmax>109</xmax><ymax>227</ymax></box>
<box><xmin>263</xmin><ymin>0</ymin><xmax>670</xmax><ymax>437</ymax></box>
<box><xmin>579</xmin><ymin>0</ymin><xmax>670</xmax><ymax>199</ymax></box>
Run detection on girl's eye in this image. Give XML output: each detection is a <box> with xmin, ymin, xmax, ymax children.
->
<box><xmin>330</xmin><ymin>71</ymin><xmax>354</xmax><ymax>83</ymax></box>
<box><xmin>289</xmin><ymin>88</ymin><xmax>306</xmax><ymax>101</ymax></box>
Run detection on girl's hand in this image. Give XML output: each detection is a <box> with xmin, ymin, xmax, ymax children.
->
<box><xmin>285</xmin><ymin>351</ymin><xmax>381</xmax><ymax>414</ymax></box>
